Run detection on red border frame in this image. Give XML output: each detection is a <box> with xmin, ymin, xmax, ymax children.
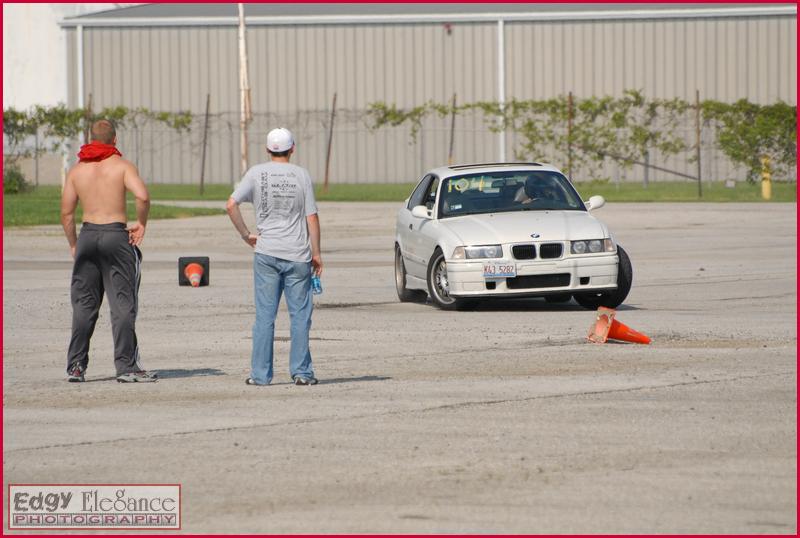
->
<box><xmin>7</xmin><ymin>483</ymin><xmax>182</xmax><ymax>531</ymax></box>
<box><xmin>2</xmin><ymin>1</ymin><xmax>798</xmax><ymax>536</ymax></box>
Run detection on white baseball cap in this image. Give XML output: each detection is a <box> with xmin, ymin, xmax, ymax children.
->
<box><xmin>266</xmin><ymin>127</ymin><xmax>294</xmax><ymax>153</ymax></box>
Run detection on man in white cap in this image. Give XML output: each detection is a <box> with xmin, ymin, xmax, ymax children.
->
<box><xmin>226</xmin><ymin>127</ymin><xmax>322</xmax><ymax>386</ymax></box>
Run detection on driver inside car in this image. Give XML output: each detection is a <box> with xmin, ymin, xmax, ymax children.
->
<box><xmin>514</xmin><ymin>176</ymin><xmax>546</xmax><ymax>204</ymax></box>
<box><xmin>514</xmin><ymin>175</ymin><xmax>564</xmax><ymax>205</ymax></box>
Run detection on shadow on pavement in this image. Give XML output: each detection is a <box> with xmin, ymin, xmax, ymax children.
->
<box><xmin>155</xmin><ymin>368</ymin><xmax>227</xmax><ymax>379</ymax></box>
<box><xmin>84</xmin><ymin>369</ymin><xmax>226</xmax><ymax>382</ymax></box>
<box><xmin>319</xmin><ymin>375</ymin><xmax>392</xmax><ymax>385</ymax></box>
<box><xmin>463</xmin><ymin>299</ymin><xmax>642</xmax><ymax>312</ymax></box>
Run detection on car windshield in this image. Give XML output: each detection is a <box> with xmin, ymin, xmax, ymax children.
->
<box><xmin>438</xmin><ymin>171</ymin><xmax>585</xmax><ymax>218</ymax></box>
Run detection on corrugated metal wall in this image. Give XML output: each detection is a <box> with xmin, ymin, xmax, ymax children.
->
<box><xmin>67</xmin><ymin>15</ymin><xmax>796</xmax><ymax>184</ymax></box>
<box><xmin>505</xmin><ymin>16</ymin><xmax>797</xmax><ymax>102</ymax></box>
<box><xmin>503</xmin><ymin>15</ymin><xmax>797</xmax><ymax>182</ymax></box>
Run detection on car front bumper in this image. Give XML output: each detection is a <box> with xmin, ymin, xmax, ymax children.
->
<box><xmin>446</xmin><ymin>254</ymin><xmax>619</xmax><ymax>297</ymax></box>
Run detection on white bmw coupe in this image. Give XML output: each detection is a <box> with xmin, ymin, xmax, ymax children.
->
<box><xmin>394</xmin><ymin>163</ymin><xmax>632</xmax><ymax>310</ymax></box>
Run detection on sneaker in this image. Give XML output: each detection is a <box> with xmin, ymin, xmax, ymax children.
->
<box><xmin>293</xmin><ymin>376</ymin><xmax>319</xmax><ymax>386</ymax></box>
<box><xmin>245</xmin><ymin>377</ymin><xmax>268</xmax><ymax>386</ymax></box>
<box><xmin>67</xmin><ymin>365</ymin><xmax>85</xmax><ymax>383</ymax></box>
<box><xmin>117</xmin><ymin>370</ymin><xmax>158</xmax><ymax>383</ymax></box>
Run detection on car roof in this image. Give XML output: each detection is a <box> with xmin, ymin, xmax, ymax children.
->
<box><xmin>430</xmin><ymin>162</ymin><xmax>564</xmax><ymax>179</ymax></box>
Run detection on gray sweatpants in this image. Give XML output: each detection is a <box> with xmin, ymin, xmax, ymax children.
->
<box><xmin>66</xmin><ymin>222</ymin><xmax>143</xmax><ymax>375</ymax></box>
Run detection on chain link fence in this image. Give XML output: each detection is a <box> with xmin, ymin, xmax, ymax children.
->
<box><xmin>6</xmin><ymin>108</ymin><xmax>795</xmax><ymax>186</ymax></box>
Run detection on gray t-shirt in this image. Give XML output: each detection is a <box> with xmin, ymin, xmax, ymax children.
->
<box><xmin>231</xmin><ymin>162</ymin><xmax>318</xmax><ymax>262</ymax></box>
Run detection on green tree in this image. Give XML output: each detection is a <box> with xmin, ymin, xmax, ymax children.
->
<box><xmin>702</xmin><ymin>99</ymin><xmax>797</xmax><ymax>182</ymax></box>
<box><xmin>366</xmin><ymin>92</ymin><xmax>796</xmax><ymax>182</ymax></box>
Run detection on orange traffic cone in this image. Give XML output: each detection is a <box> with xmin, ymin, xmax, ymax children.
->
<box><xmin>178</xmin><ymin>256</ymin><xmax>209</xmax><ymax>287</ymax></box>
<box><xmin>184</xmin><ymin>263</ymin><xmax>204</xmax><ymax>288</ymax></box>
<box><xmin>587</xmin><ymin>307</ymin><xmax>651</xmax><ymax>344</ymax></box>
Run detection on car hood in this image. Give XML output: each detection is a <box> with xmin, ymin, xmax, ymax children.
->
<box><xmin>439</xmin><ymin>210</ymin><xmax>608</xmax><ymax>244</ymax></box>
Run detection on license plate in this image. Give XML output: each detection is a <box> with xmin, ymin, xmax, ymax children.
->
<box><xmin>483</xmin><ymin>260</ymin><xmax>516</xmax><ymax>279</ymax></box>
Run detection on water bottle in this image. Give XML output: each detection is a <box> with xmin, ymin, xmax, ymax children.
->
<box><xmin>311</xmin><ymin>274</ymin><xmax>323</xmax><ymax>295</ymax></box>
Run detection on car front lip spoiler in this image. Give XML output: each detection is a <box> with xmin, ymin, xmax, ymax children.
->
<box><xmin>449</xmin><ymin>287</ymin><xmax>618</xmax><ymax>299</ymax></box>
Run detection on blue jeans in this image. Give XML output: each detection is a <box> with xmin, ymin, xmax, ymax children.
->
<box><xmin>250</xmin><ymin>253</ymin><xmax>315</xmax><ymax>384</ymax></box>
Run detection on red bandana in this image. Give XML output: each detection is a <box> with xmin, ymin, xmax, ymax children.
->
<box><xmin>77</xmin><ymin>141</ymin><xmax>122</xmax><ymax>162</ymax></box>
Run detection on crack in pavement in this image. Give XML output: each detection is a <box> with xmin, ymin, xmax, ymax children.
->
<box><xmin>313</xmin><ymin>335</ymin><xmax>796</xmax><ymax>366</ymax></box>
<box><xmin>3</xmin><ymin>336</ymin><xmax>793</xmax><ymax>391</ymax></box>
<box><xmin>5</xmin><ymin>371</ymin><xmax>791</xmax><ymax>455</ymax></box>
<box><xmin>639</xmin><ymin>273</ymin><xmax>795</xmax><ymax>288</ymax></box>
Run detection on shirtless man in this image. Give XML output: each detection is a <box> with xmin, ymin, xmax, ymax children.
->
<box><xmin>61</xmin><ymin>119</ymin><xmax>155</xmax><ymax>383</ymax></box>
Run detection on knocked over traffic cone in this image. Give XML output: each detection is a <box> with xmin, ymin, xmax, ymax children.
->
<box><xmin>587</xmin><ymin>307</ymin><xmax>650</xmax><ymax>344</ymax></box>
<box><xmin>178</xmin><ymin>256</ymin><xmax>210</xmax><ymax>287</ymax></box>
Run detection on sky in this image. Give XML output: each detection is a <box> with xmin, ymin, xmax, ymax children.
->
<box><xmin>3</xmin><ymin>3</ymin><xmax>138</xmax><ymax>110</ymax></box>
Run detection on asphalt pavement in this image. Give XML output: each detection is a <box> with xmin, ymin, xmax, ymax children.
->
<box><xmin>3</xmin><ymin>201</ymin><xmax>796</xmax><ymax>533</ymax></box>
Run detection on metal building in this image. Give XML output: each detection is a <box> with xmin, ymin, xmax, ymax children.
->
<box><xmin>61</xmin><ymin>3</ymin><xmax>797</xmax><ymax>185</ymax></box>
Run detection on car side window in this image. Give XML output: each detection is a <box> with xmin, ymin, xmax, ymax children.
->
<box><xmin>425</xmin><ymin>177</ymin><xmax>440</xmax><ymax>211</ymax></box>
<box><xmin>407</xmin><ymin>175</ymin><xmax>433</xmax><ymax>210</ymax></box>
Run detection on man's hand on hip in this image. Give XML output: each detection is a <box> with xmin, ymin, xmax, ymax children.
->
<box><xmin>243</xmin><ymin>233</ymin><xmax>258</xmax><ymax>248</ymax></box>
<box><xmin>127</xmin><ymin>222</ymin><xmax>146</xmax><ymax>246</ymax></box>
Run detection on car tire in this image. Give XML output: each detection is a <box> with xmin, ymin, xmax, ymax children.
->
<box><xmin>574</xmin><ymin>245</ymin><xmax>633</xmax><ymax>310</ymax></box>
<box><xmin>545</xmin><ymin>293</ymin><xmax>573</xmax><ymax>304</ymax></box>
<box><xmin>395</xmin><ymin>245</ymin><xmax>427</xmax><ymax>303</ymax></box>
<box><xmin>426</xmin><ymin>247</ymin><xmax>467</xmax><ymax>310</ymax></box>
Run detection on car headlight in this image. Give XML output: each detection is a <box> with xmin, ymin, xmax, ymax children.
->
<box><xmin>571</xmin><ymin>239</ymin><xmax>615</xmax><ymax>254</ymax></box>
<box><xmin>452</xmin><ymin>245</ymin><xmax>502</xmax><ymax>259</ymax></box>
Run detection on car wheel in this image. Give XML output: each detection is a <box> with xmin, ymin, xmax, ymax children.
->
<box><xmin>545</xmin><ymin>293</ymin><xmax>572</xmax><ymax>304</ymax></box>
<box><xmin>574</xmin><ymin>245</ymin><xmax>633</xmax><ymax>310</ymax></box>
<box><xmin>426</xmin><ymin>247</ymin><xmax>466</xmax><ymax>310</ymax></box>
<box><xmin>395</xmin><ymin>245</ymin><xmax>427</xmax><ymax>303</ymax></box>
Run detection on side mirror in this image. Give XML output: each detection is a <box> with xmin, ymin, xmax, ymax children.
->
<box><xmin>585</xmin><ymin>195</ymin><xmax>605</xmax><ymax>211</ymax></box>
<box><xmin>411</xmin><ymin>205</ymin><xmax>432</xmax><ymax>219</ymax></box>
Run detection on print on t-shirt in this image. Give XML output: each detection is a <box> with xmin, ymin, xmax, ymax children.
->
<box><xmin>231</xmin><ymin>161</ymin><xmax>317</xmax><ymax>263</ymax></box>
<box><xmin>259</xmin><ymin>170</ymin><xmax>299</xmax><ymax>221</ymax></box>
<box><xmin>258</xmin><ymin>172</ymin><xmax>270</xmax><ymax>220</ymax></box>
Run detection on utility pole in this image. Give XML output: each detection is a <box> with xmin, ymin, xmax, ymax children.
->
<box><xmin>238</xmin><ymin>3</ymin><xmax>252</xmax><ymax>175</ymax></box>
<box><xmin>83</xmin><ymin>93</ymin><xmax>93</xmax><ymax>144</ymax></box>
<box><xmin>448</xmin><ymin>93</ymin><xmax>457</xmax><ymax>165</ymax></box>
<box><xmin>695</xmin><ymin>89</ymin><xmax>702</xmax><ymax>198</ymax></box>
<box><xmin>567</xmin><ymin>91</ymin><xmax>574</xmax><ymax>177</ymax></box>
<box><xmin>497</xmin><ymin>19</ymin><xmax>506</xmax><ymax>162</ymax></box>
<box><xmin>323</xmin><ymin>92</ymin><xmax>337</xmax><ymax>194</ymax></box>
<box><xmin>199</xmin><ymin>93</ymin><xmax>211</xmax><ymax>195</ymax></box>
<box><xmin>34</xmin><ymin>128</ymin><xmax>40</xmax><ymax>186</ymax></box>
